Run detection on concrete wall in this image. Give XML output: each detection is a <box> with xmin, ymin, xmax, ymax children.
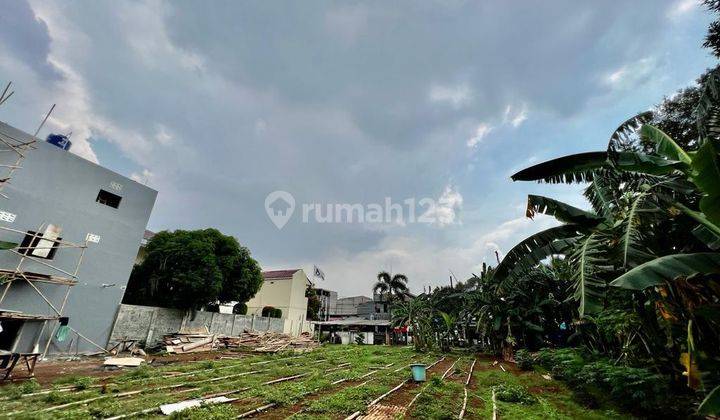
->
<box><xmin>0</xmin><ymin>122</ymin><xmax>156</xmax><ymax>354</ymax></box>
<box><xmin>110</xmin><ymin>304</ymin><xmax>311</xmax><ymax>347</ymax></box>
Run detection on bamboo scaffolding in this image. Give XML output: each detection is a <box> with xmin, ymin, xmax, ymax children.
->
<box><xmin>0</xmin><ymin>219</ymin><xmax>92</xmax><ymax>359</ymax></box>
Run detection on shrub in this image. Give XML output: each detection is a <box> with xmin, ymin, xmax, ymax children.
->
<box><xmin>73</xmin><ymin>376</ymin><xmax>93</xmax><ymax>390</ymax></box>
<box><xmin>514</xmin><ymin>349</ymin><xmax>534</xmax><ymax>371</ymax></box>
<box><xmin>535</xmin><ymin>347</ymin><xmax>586</xmax><ymax>383</ymax></box>
<box><xmin>533</xmin><ymin>348</ymin><xmax>671</xmax><ymax>413</ymax></box>
<box><xmin>2</xmin><ymin>379</ymin><xmax>40</xmax><ymax>398</ymax></box>
<box><xmin>20</xmin><ymin>379</ymin><xmax>40</xmax><ymax>394</ymax></box>
<box><xmin>577</xmin><ymin>361</ymin><xmax>668</xmax><ymax>411</ymax></box>
<box><xmin>494</xmin><ymin>384</ymin><xmax>536</xmax><ymax>404</ymax></box>
<box><xmin>233</xmin><ymin>302</ymin><xmax>247</xmax><ymax>315</ymax></box>
<box><xmin>261</xmin><ymin>306</ymin><xmax>282</xmax><ymax>318</ymax></box>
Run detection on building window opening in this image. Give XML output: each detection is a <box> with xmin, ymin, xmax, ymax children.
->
<box><xmin>96</xmin><ymin>189</ymin><xmax>122</xmax><ymax>209</ymax></box>
<box><xmin>0</xmin><ymin>319</ymin><xmax>23</xmax><ymax>351</ymax></box>
<box><xmin>20</xmin><ymin>227</ymin><xmax>62</xmax><ymax>260</ymax></box>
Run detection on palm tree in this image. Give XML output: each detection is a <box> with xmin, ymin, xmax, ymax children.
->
<box><xmin>373</xmin><ymin>271</ymin><xmax>409</xmax><ymax>303</ymax></box>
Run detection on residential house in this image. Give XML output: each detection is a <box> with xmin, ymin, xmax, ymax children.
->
<box><xmin>245</xmin><ymin>269</ymin><xmax>310</xmax><ymax>325</ymax></box>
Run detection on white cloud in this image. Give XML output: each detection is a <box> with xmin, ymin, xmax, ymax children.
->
<box><xmin>131</xmin><ymin>168</ymin><xmax>153</xmax><ymax>185</ymax></box>
<box><xmin>299</xmin><ymin>212</ymin><xmax>559</xmax><ymax>296</ymax></box>
<box><xmin>325</xmin><ymin>4</ymin><xmax>369</xmax><ymax>44</ymax></box>
<box><xmin>667</xmin><ymin>0</ymin><xmax>698</xmax><ymax>18</ymax></box>
<box><xmin>604</xmin><ymin>57</ymin><xmax>656</xmax><ymax>89</ymax></box>
<box><xmin>503</xmin><ymin>104</ymin><xmax>528</xmax><ymax>128</ymax></box>
<box><xmin>154</xmin><ymin>124</ymin><xmax>173</xmax><ymax>145</ymax></box>
<box><xmin>429</xmin><ymin>83</ymin><xmax>473</xmax><ymax>108</ymax></box>
<box><xmin>466</xmin><ymin>123</ymin><xmax>493</xmax><ymax>148</ymax></box>
<box><xmin>421</xmin><ymin>184</ymin><xmax>463</xmax><ymax>227</ymax></box>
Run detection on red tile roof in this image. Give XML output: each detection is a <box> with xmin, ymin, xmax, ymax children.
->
<box><xmin>262</xmin><ymin>269</ymin><xmax>300</xmax><ymax>280</ymax></box>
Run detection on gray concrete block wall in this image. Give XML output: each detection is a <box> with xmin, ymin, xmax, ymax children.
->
<box><xmin>109</xmin><ymin>304</ymin><xmax>294</xmax><ymax>347</ymax></box>
<box><xmin>209</xmin><ymin>313</ymin><xmax>234</xmax><ymax>334</ymax></box>
<box><xmin>231</xmin><ymin>317</ymin><xmax>252</xmax><ymax>336</ymax></box>
<box><xmin>109</xmin><ymin>304</ymin><xmax>155</xmax><ymax>342</ymax></box>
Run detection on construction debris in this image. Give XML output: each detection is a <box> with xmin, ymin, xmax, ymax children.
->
<box><xmin>103</xmin><ymin>357</ymin><xmax>145</xmax><ymax>367</ymax></box>
<box><xmin>159</xmin><ymin>396</ymin><xmax>235</xmax><ymax>415</ymax></box>
<box><xmin>162</xmin><ymin>329</ymin><xmax>318</xmax><ymax>354</ymax></box>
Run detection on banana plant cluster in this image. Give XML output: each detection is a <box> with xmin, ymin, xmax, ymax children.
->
<box><xmin>496</xmin><ymin>68</ymin><xmax>720</xmax><ymax>413</ymax></box>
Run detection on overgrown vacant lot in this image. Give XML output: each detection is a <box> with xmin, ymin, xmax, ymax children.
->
<box><xmin>0</xmin><ymin>346</ymin><xmax>624</xmax><ymax>419</ymax></box>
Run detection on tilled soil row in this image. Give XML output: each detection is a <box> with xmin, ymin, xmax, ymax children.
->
<box><xmin>357</xmin><ymin>356</ymin><xmax>457</xmax><ymax>420</ymax></box>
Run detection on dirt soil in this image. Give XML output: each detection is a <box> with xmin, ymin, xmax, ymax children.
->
<box><xmin>3</xmin><ymin>350</ymin><xmax>251</xmax><ymax>386</ymax></box>
<box><xmin>358</xmin><ymin>356</ymin><xmax>456</xmax><ymax>419</ymax></box>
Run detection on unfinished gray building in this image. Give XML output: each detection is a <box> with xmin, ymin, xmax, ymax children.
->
<box><xmin>0</xmin><ymin>121</ymin><xmax>156</xmax><ymax>356</ymax></box>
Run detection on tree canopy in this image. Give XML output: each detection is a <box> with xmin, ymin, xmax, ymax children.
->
<box><xmin>373</xmin><ymin>271</ymin><xmax>409</xmax><ymax>302</ymax></box>
<box><xmin>123</xmin><ymin>229</ymin><xmax>263</xmax><ymax>310</ymax></box>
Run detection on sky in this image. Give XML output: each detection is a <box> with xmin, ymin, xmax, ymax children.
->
<box><xmin>0</xmin><ymin>0</ymin><xmax>716</xmax><ymax>298</ymax></box>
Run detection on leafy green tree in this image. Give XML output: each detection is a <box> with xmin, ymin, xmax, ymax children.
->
<box><xmin>306</xmin><ymin>286</ymin><xmax>321</xmax><ymax>321</ymax></box>
<box><xmin>123</xmin><ymin>229</ymin><xmax>263</xmax><ymax>310</ymax></box>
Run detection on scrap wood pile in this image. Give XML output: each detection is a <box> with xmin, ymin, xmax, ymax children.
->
<box><xmin>163</xmin><ymin>326</ymin><xmax>219</xmax><ymax>354</ymax></box>
<box><xmin>220</xmin><ymin>331</ymin><xmax>318</xmax><ymax>353</ymax></box>
<box><xmin>163</xmin><ymin>327</ymin><xmax>318</xmax><ymax>354</ymax></box>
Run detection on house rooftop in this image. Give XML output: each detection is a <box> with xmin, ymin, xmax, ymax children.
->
<box><xmin>262</xmin><ymin>269</ymin><xmax>300</xmax><ymax>280</ymax></box>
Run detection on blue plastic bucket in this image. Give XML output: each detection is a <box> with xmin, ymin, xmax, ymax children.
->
<box><xmin>410</xmin><ymin>363</ymin><xmax>426</xmax><ymax>382</ymax></box>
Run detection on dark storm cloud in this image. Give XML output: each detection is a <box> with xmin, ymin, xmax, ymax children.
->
<box><xmin>0</xmin><ymin>0</ymin><xmax>59</xmax><ymax>80</ymax></box>
<box><xmin>0</xmin><ymin>0</ymin><xmax>712</xmax><ymax>294</ymax></box>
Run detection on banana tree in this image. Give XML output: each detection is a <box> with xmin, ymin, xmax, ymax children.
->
<box><xmin>504</xmin><ymin>67</ymin><xmax>720</xmax><ymax>413</ymax></box>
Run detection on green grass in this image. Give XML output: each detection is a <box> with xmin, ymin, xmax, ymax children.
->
<box><xmin>467</xmin><ymin>365</ymin><xmax>627</xmax><ymax>420</ymax></box>
<box><xmin>0</xmin><ymin>346</ymin><xmax>634</xmax><ymax>419</ymax></box>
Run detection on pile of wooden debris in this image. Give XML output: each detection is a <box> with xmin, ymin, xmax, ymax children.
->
<box><xmin>220</xmin><ymin>331</ymin><xmax>318</xmax><ymax>353</ymax></box>
<box><xmin>162</xmin><ymin>328</ymin><xmax>318</xmax><ymax>354</ymax></box>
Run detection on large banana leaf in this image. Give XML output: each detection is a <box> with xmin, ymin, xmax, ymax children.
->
<box><xmin>607</xmin><ymin>111</ymin><xmax>654</xmax><ymax>154</ymax></box>
<box><xmin>583</xmin><ymin>173</ymin><xmax>615</xmax><ymax>218</ymax></box>
<box><xmin>526</xmin><ymin>195</ymin><xmax>604</xmax><ymax>226</ymax></box>
<box><xmin>610</xmin><ymin>253</ymin><xmax>720</xmax><ymax>290</ymax></box>
<box><xmin>569</xmin><ymin>232</ymin><xmax>611</xmax><ymax>316</ymax></box>
<box><xmin>639</xmin><ymin>125</ymin><xmax>692</xmax><ymax>165</ymax></box>
<box><xmin>618</xmin><ymin>191</ymin><xmax>656</xmax><ymax>268</ymax></box>
<box><xmin>613</xmin><ymin>151</ymin><xmax>686</xmax><ymax>175</ymax></box>
<box><xmin>494</xmin><ymin>225</ymin><xmax>581</xmax><ymax>281</ymax></box>
<box><xmin>511</xmin><ymin>152</ymin><xmax>609</xmax><ymax>183</ymax></box>
<box><xmin>512</xmin><ymin>151</ymin><xmax>683</xmax><ymax>184</ymax></box>
<box><xmin>696</xmin><ymin>67</ymin><xmax>720</xmax><ymax>143</ymax></box>
<box><xmin>500</xmin><ymin>238</ymin><xmax>577</xmax><ymax>287</ymax></box>
<box><xmin>691</xmin><ymin>139</ymin><xmax>720</xmax><ymax>226</ymax></box>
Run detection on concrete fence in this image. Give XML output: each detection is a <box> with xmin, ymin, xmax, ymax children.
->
<box><xmin>108</xmin><ymin>304</ymin><xmax>312</xmax><ymax>348</ymax></box>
